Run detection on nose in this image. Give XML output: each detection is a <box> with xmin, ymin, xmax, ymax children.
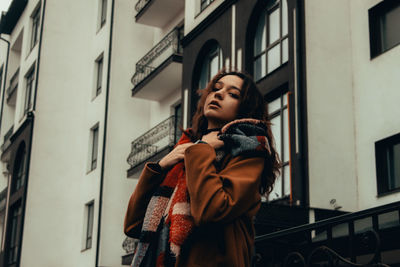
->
<box><xmin>214</xmin><ymin>89</ymin><xmax>224</xmax><ymax>100</ymax></box>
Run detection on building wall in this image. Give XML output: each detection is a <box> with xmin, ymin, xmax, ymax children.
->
<box><xmin>305</xmin><ymin>0</ymin><xmax>358</xmax><ymax>211</ymax></box>
<box><xmin>20</xmin><ymin>0</ymin><xmax>106</xmax><ymax>266</ymax></box>
<box><xmin>349</xmin><ymin>0</ymin><xmax>400</xmax><ymax>209</ymax></box>
<box><xmin>98</xmin><ymin>0</ymin><xmax>155</xmax><ymax>265</ymax></box>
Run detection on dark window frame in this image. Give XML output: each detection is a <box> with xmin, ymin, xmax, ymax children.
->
<box><xmin>369</xmin><ymin>1</ymin><xmax>400</xmax><ymax>59</ymax></box>
<box><xmin>24</xmin><ymin>66</ymin><xmax>35</xmax><ymax>115</ymax></box>
<box><xmin>253</xmin><ymin>0</ymin><xmax>289</xmax><ymax>81</ymax></box>
<box><xmin>100</xmin><ymin>0</ymin><xmax>107</xmax><ymax>28</ymax></box>
<box><xmin>85</xmin><ymin>201</ymin><xmax>94</xmax><ymax>249</ymax></box>
<box><xmin>90</xmin><ymin>124</ymin><xmax>99</xmax><ymax>171</ymax></box>
<box><xmin>375</xmin><ymin>132</ymin><xmax>400</xmax><ymax>196</ymax></box>
<box><xmin>198</xmin><ymin>43</ymin><xmax>223</xmax><ymax>90</ymax></box>
<box><xmin>6</xmin><ymin>201</ymin><xmax>22</xmax><ymax>266</ymax></box>
<box><xmin>95</xmin><ymin>55</ymin><xmax>103</xmax><ymax>97</ymax></box>
<box><xmin>200</xmin><ymin>0</ymin><xmax>215</xmax><ymax>13</ymax></box>
<box><xmin>30</xmin><ymin>5</ymin><xmax>41</xmax><ymax>50</ymax></box>
<box><xmin>266</xmin><ymin>90</ymin><xmax>291</xmax><ymax>201</ymax></box>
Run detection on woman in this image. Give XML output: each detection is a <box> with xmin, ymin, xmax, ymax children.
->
<box><xmin>124</xmin><ymin>69</ymin><xmax>280</xmax><ymax>267</ymax></box>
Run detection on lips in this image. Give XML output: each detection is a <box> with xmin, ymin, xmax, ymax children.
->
<box><xmin>209</xmin><ymin>100</ymin><xmax>221</xmax><ymax>108</ymax></box>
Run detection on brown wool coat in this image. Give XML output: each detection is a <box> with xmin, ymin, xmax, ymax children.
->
<box><xmin>124</xmin><ymin>143</ymin><xmax>264</xmax><ymax>267</ymax></box>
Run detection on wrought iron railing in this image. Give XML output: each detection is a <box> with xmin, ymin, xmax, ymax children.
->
<box><xmin>127</xmin><ymin>115</ymin><xmax>181</xmax><ymax>169</ymax></box>
<box><xmin>254</xmin><ymin>201</ymin><xmax>400</xmax><ymax>266</ymax></box>
<box><xmin>1</xmin><ymin>125</ymin><xmax>14</xmax><ymax>152</ymax></box>
<box><xmin>131</xmin><ymin>26</ymin><xmax>183</xmax><ymax>88</ymax></box>
<box><xmin>6</xmin><ymin>68</ymin><xmax>19</xmax><ymax>99</ymax></box>
<box><xmin>135</xmin><ymin>0</ymin><xmax>151</xmax><ymax>13</ymax></box>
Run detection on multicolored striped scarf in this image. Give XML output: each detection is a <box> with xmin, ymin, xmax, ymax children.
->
<box><xmin>131</xmin><ymin>119</ymin><xmax>271</xmax><ymax>267</ymax></box>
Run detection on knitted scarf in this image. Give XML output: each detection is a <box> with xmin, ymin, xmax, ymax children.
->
<box><xmin>131</xmin><ymin>119</ymin><xmax>271</xmax><ymax>267</ymax></box>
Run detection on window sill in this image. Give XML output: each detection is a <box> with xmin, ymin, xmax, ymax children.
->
<box><xmin>377</xmin><ymin>187</ymin><xmax>400</xmax><ymax>198</ymax></box>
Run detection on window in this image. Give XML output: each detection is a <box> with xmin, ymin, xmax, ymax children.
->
<box><xmin>84</xmin><ymin>201</ymin><xmax>94</xmax><ymax>249</ymax></box>
<box><xmin>99</xmin><ymin>0</ymin><xmax>107</xmax><ymax>28</ymax></box>
<box><xmin>173</xmin><ymin>103</ymin><xmax>182</xmax><ymax>143</ymax></box>
<box><xmin>12</xmin><ymin>144</ymin><xmax>27</xmax><ymax>193</ymax></box>
<box><xmin>369</xmin><ymin>1</ymin><xmax>400</xmax><ymax>58</ymax></box>
<box><xmin>89</xmin><ymin>124</ymin><xmax>99</xmax><ymax>171</ymax></box>
<box><xmin>267</xmin><ymin>92</ymin><xmax>290</xmax><ymax>201</ymax></box>
<box><xmin>198</xmin><ymin>43</ymin><xmax>223</xmax><ymax>90</ymax></box>
<box><xmin>253</xmin><ymin>0</ymin><xmax>288</xmax><ymax>81</ymax></box>
<box><xmin>30</xmin><ymin>6</ymin><xmax>40</xmax><ymax>50</ymax></box>
<box><xmin>0</xmin><ymin>65</ymin><xmax>3</xmax><ymax>93</ymax></box>
<box><xmin>24</xmin><ymin>67</ymin><xmax>35</xmax><ymax>115</ymax></box>
<box><xmin>200</xmin><ymin>0</ymin><xmax>215</xmax><ymax>12</ymax></box>
<box><xmin>375</xmin><ymin>133</ymin><xmax>400</xmax><ymax>196</ymax></box>
<box><xmin>6</xmin><ymin>202</ymin><xmax>22</xmax><ymax>267</ymax></box>
<box><xmin>95</xmin><ymin>54</ymin><xmax>103</xmax><ymax>97</ymax></box>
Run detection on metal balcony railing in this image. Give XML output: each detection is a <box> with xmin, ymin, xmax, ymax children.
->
<box><xmin>135</xmin><ymin>0</ymin><xmax>150</xmax><ymax>13</ymax></box>
<box><xmin>127</xmin><ymin>115</ymin><xmax>182</xmax><ymax>169</ymax></box>
<box><xmin>1</xmin><ymin>125</ymin><xmax>14</xmax><ymax>152</ymax></box>
<box><xmin>131</xmin><ymin>27</ymin><xmax>183</xmax><ymax>89</ymax></box>
<box><xmin>6</xmin><ymin>68</ymin><xmax>19</xmax><ymax>100</ymax></box>
<box><xmin>254</xmin><ymin>201</ymin><xmax>400</xmax><ymax>266</ymax></box>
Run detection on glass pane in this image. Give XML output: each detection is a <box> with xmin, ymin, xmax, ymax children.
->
<box><xmin>268</xmin><ymin>8</ymin><xmax>280</xmax><ymax>45</ymax></box>
<box><xmin>199</xmin><ymin>59</ymin><xmax>209</xmax><ymax>89</ymax></box>
<box><xmin>210</xmin><ymin>54</ymin><xmax>219</xmax><ymax>79</ymax></box>
<box><xmin>282</xmin><ymin>38</ymin><xmax>289</xmax><ymax>63</ymax></box>
<box><xmin>282</xmin><ymin>0</ymin><xmax>288</xmax><ymax>36</ymax></box>
<box><xmin>381</xmin><ymin>5</ymin><xmax>400</xmax><ymax>50</ymax></box>
<box><xmin>388</xmin><ymin>143</ymin><xmax>400</xmax><ymax>190</ymax></box>
<box><xmin>283</xmin><ymin>165</ymin><xmax>290</xmax><ymax>196</ymax></box>
<box><xmin>254</xmin><ymin>54</ymin><xmax>266</xmax><ymax>81</ymax></box>
<box><xmin>332</xmin><ymin>223</ymin><xmax>349</xmax><ymax>238</ymax></box>
<box><xmin>254</xmin><ymin>14</ymin><xmax>266</xmax><ymax>55</ymax></box>
<box><xmin>378</xmin><ymin>211</ymin><xmax>399</xmax><ymax>229</ymax></box>
<box><xmin>269</xmin><ymin>172</ymin><xmax>282</xmax><ymax>200</ymax></box>
<box><xmin>271</xmin><ymin>115</ymin><xmax>281</xmax><ymax>157</ymax></box>
<box><xmin>268</xmin><ymin>97</ymin><xmax>280</xmax><ymax>114</ymax></box>
<box><xmin>354</xmin><ymin>217</ymin><xmax>373</xmax><ymax>234</ymax></box>
<box><xmin>267</xmin><ymin>44</ymin><xmax>281</xmax><ymax>73</ymax></box>
<box><xmin>283</xmin><ymin>107</ymin><xmax>289</xmax><ymax>162</ymax></box>
<box><xmin>283</xmin><ymin>92</ymin><xmax>288</xmax><ymax>106</ymax></box>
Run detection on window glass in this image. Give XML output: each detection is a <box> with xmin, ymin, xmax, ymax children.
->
<box><xmin>267</xmin><ymin>92</ymin><xmax>290</xmax><ymax>201</ymax></box>
<box><xmin>369</xmin><ymin>2</ymin><xmax>400</xmax><ymax>57</ymax></box>
<box><xmin>198</xmin><ymin>43</ymin><xmax>222</xmax><ymax>89</ymax></box>
<box><xmin>254</xmin><ymin>16</ymin><xmax>266</xmax><ymax>55</ymax></box>
<box><xmin>387</xmin><ymin>143</ymin><xmax>400</xmax><ymax>190</ymax></box>
<box><xmin>282</xmin><ymin>38</ymin><xmax>289</xmax><ymax>63</ymax></box>
<box><xmin>267</xmin><ymin>44</ymin><xmax>280</xmax><ymax>73</ymax></box>
<box><xmin>253</xmin><ymin>0</ymin><xmax>289</xmax><ymax>80</ymax></box>
<box><xmin>268</xmin><ymin>8</ymin><xmax>280</xmax><ymax>45</ymax></box>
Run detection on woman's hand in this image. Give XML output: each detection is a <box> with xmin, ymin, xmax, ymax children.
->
<box><xmin>201</xmin><ymin>131</ymin><xmax>224</xmax><ymax>149</ymax></box>
<box><xmin>158</xmin><ymin>143</ymin><xmax>194</xmax><ymax>170</ymax></box>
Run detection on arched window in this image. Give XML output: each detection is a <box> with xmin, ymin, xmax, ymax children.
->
<box><xmin>253</xmin><ymin>0</ymin><xmax>288</xmax><ymax>81</ymax></box>
<box><xmin>12</xmin><ymin>143</ymin><xmax>27</xmax><ymax>193</ymax></box>
<box><xmin>198</xmin><ymin>42</ymin><xmax>223</xmax><ymax>89</ymax></box>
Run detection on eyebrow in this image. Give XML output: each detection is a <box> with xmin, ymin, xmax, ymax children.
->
<box><xmin>215</xmin><ymin>81</ymin><xmax>241</xmax><ymax>92</ymax></box>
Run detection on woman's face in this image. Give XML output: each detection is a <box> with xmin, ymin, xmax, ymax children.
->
<box><xmin>203</xmin><ymin>75</ymin><xmax>243</xmax><ymax>129</ymax></box>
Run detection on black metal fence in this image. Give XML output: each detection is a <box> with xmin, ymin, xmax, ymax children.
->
<box><xmin>131</xmin><ymin>27</ymin><xmax>183</xmax><ymax>88</ymax></box>
<box><xmin>127</xmin><ymin>115</ymin><xmax>181</xmax><ymax>169</ymax></box>
<box><xmin>254</xmin><ymin>201</ymin><xmax>400</xmax><ymax>267</ymax></box>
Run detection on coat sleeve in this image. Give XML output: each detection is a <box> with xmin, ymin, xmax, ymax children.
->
<box><xmin>184</xmin><ymin>143</ymin><xmax>263</xmax><ymax>226</ymax></box>
<box><xmin>123</xmin><ymin>163</ymin><xmax>165</xmax><ymax>238</ymax></box>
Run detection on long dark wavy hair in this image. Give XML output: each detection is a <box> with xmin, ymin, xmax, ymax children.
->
<box><xmin>189</xmin><ymin>68</ymin><xmax>281</xmax><ymax>195</ymax></box>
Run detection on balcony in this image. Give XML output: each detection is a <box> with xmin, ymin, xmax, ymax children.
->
<box><xmin>6</xmin><ymin>68</ymin><xmax>19</xmax><ymax>106</ymax></box>
<box><xmin>254</xmin><ymin>201</ymin><xmax>400</xmax><ymax>266</ymax></box>
<box><xmin>131</xmin><ymin>27</ymin><xmax>183</xmax><ymax>101</ymax></box>
<box><xmin>121</xmin><ymin>237</ymin><xmax>137</xmax><ymax>265</ymax></box>
<box><xmin>135</xmin><ymin>0</ymin><xmax>184</xmax><ymax>28</ymax></box>
<box><xmin>1</xmin><ymin>125</ymin><xmax>14</xmax><ymax>153</ymax></box>
<box><xmin>126</xmin><ymin>115</ymin><xmax>182</xmax><ymax>177</ymax></box>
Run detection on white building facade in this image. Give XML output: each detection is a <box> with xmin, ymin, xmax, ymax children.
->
<box><xmin>0</xmin><ymin>0</ymin><xmax>398</xmax><ymax>266</ymax></box>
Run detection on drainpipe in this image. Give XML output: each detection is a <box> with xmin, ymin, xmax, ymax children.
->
<box><xmin>95</xmin><ymin>0</ymin><xmax>115</xmax><ymax>265</ymax></box>
<box><xmin>0</xmin><ymin>34</ymin><xmax>10</xmax><ymax>252</ymax></box>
